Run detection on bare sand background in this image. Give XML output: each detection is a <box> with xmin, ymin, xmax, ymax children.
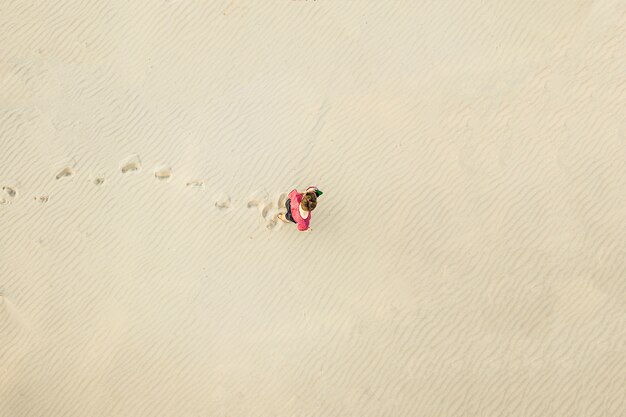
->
<box><xmin>1</xmin><ymin>1</ymin><xmax>626</xmax><ymax>416</ymax></box>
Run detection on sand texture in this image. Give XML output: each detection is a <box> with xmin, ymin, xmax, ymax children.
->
<box><xmin>1</xmin><ymin>1</ymin><xmax>626</xmax><ymax>416</ymax></box>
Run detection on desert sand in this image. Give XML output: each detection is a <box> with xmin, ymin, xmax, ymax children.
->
<box><xmin>1</xmin><ymin>1</ymin><xmax>625</xmax><ymax>416</ymax></box>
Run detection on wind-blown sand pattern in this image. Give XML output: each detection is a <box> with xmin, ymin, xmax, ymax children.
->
<box><xmin>1</xmin><ymin>1</ymin><xmax>625</xmax><ymax>416</ymax></box>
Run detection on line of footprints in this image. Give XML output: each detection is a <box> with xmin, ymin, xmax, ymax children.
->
<box><xmin>1</xmin><ymin>154</ymin><xmax>287</xmax><ymax>229</ymax></box>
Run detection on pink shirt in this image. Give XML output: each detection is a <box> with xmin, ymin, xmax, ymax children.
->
<box><xmin>288</xmin><ymin>188</ymin><xmax>314</xmax><ymax>231</ymax></box>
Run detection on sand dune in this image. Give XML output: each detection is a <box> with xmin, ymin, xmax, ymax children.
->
<box><xmin>1</xmin><ymin>1</ymin><xmax>625</xmax><ymax>416</ymax></box>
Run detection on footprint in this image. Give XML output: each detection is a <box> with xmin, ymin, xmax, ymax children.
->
<box><xmin>246</xmin><ymin>190</ymin><xmax>269</xmax><ymax>208</ymax></box>
<box><xmin>266</xmin><ymin>218</ymin><xmax>278</xmax><ymax>230</ymax></box>
<box><xmin>154</xmin><ymin>166</ymin><xmax>172</xmax><ymax>181</ymax></box>
<box><xmin>261</xmin><ymin>204</ymin><xmax>272</xmax><ymax>218</ymax></box>
<box><xmin>265</xmin><ymin>209</ymin><xmax>283</xmax><ymax>230</ymax></box>
<box><xmin>277</xmin><ymin>192</ymin><xmax>288</xmax><ymax>209</ymax></box>
<box><xmin>34</xmin><ymin>195</ymin><xmax>49</xmax><ymax>203</ymax></box>
<box><xmin>215</xmin><ymin>193</ymin><xmax>231</xmax><ymax>210</ymax></box>
<box><xmin>120</xmin><ymin>155</ymin><xmax>142</xmax><ymax>174</ymax></box>
<box><xmin>121</xmin><ymin>162</ymin><xmax>140</xmax><ymax>173</ymax></box>
<box><xmin>93</xmin><ymin>177</ymin><xmax>105</xmax><ymax>186</ymax></box>
<box><xmin>55</xmin><ymin>167</ymin><xmax>75</xmax><ymax>180</ymax></box>
<box><xmin>247</xmin><ymin>190</ymin><xmax>283</xmax><ymax>220</ymax></box>
<box><xmin>186</xmin><ymin>180</ymin><xmax>205</xmax><ymax>188</ymax></box>
<box><xmin>2</xmin><ymin>186</ymin><xmax>17</xmax><ymax>198</ymax></box>
<box><xmin>0</xmin><ymin>198</ymin><xmax>9</xmax><ymax>205</ymax></box>
<box><xmin>247</xmin><ymin>199</ymin><xmax>260</xmax><ymax>208</ymax></box>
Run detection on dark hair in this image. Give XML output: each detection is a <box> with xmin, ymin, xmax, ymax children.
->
<box><xmin>301</xmin><ymin>191</ymin><xmax>317</xmax><ymax>211</ymax></box>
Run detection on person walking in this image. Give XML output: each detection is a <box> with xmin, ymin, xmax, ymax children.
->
<box><xmin>277</xmin><ymin>186</ymin><xmax>322</xmax><ymax>232</ymax></box>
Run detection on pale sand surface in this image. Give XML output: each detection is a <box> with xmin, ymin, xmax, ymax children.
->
<box><xmin>1</xmin><ymin>1</ymin><xmax>626</xmax><ymax>416</ymax></box>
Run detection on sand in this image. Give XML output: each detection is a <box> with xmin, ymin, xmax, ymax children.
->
<box><xmin>1</xmin><ymin>1</ymin><xmax>625</xmax><ymax>416</ymax></box>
